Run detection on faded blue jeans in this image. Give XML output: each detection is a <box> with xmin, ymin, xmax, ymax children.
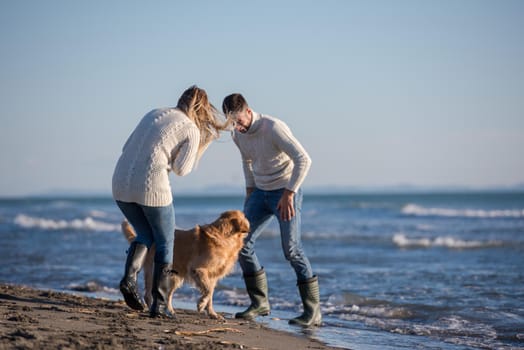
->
<box><xmin>239</xmin><ymin>188</ymin><xmax>313</xmax><ymax>282</ymax></box>
<box><xmin>116</xmin><ymin>201</ymin><xmax>175</xmax><ymax>265</ymax></box>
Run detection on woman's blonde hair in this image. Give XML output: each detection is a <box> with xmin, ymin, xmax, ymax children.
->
<box><xmin>177</xmin><ymin>85</ymin><xmax>231</xmax><ymax>161</ymax></box>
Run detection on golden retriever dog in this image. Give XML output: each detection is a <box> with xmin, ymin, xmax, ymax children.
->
<box><xmin>121</xmin><ymin>210</ymin><xmax>249</xmax><ymax>319</ymax></box>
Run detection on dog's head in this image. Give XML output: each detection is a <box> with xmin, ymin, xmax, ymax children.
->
<box><xmin>215</xmin><ymin>210</ymin><xmax>250</xmax><ymax>236</ymax></box>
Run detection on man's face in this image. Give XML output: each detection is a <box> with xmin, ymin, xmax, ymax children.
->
<box><xmin>231</xmin><ymin>108</ymin><xmax>252</xmax><ymax>133</ymax></box>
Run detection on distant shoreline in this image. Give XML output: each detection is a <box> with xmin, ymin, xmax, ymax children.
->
<box><xmin>2</xmin><ymin>186</ymin><xmax>524</xmax><ymax>200</ymax></box>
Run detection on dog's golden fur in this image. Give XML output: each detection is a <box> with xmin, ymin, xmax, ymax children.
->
<box><xmin>121</xmin><ymin>210</ymin><xmax>249</xmax><ymax>319</ymax></box>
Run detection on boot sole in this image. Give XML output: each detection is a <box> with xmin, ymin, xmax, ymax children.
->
<box><xmin>120</xmin><ymin>284</ymin><xmax>145</xmax><ymax>311</ymax></box>
<box><xmin>235</xmin><ymin>310</ymin><xmax>270</xmax><ymax>319</ymax></box>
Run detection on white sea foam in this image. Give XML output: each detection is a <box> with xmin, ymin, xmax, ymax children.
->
<box><xmin>352</xmin><ymin>305</ymin><xmax>413</xmax><ymax>319</ymax></box>
<box><xmin>341</xmin><ymin>309</ymin><xmax>506</xmax><ymax>350</ymax></box>
<box><xmin>392</xmin><ymin>233</ymin><xmax>503</xmax><ymax>249</ymax></box>
<box><xmin>406</xmin><ymin>316</ymin><xmax>500</xmax><ymax>348</ymax></box>
<box><xmin>67</xmin><ymin>281</ymin><xmax>119</xmax><ymax>294</ymax></box>
<box><xmin>219</xmin><ymin>289</ymin><xmax>251</xmax><ymax>307</ymax></box>
<box><xmin>402</xmin><ymin>204</ymin><xmax>524</xmax><ymax>218</ymax></box>
<box><xmin>14</xmin><ymin>214</ymin><xmax>120</xmax><ymax>232</ymax></box>
<box><xmin>88</xmin><ymin>210</ymin><xmax>108</xmax><ymax>218</ymax></box>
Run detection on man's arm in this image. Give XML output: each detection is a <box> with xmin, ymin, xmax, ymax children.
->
<box><xmin>272</xmin><ymin>122</ymin><xmax>312</xmax><ymax>193</ymax></box>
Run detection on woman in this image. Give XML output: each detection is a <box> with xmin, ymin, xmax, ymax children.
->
<box><xmin>112</xmin><ymin>86</ymin><xmax>227</xmax><ymax>318</ymax></box>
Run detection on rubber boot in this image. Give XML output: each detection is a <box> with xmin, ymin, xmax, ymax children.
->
<box><xmin>119</xmin><ymin>242</ymin><xmax>147</xmax><ymax>311</ymax></box>
<box><xmin>149</xmin><ymin>263</ymin><xmax>175</xmax><ymax>319</ymax></box>
<box><xmin>289</xmin><ymin>276</ymin><xmax>322</xmax><ymax>327</ymax></box>
<box><xmin>235</xmin><ymin>268</ymin><xmax>270</xmax><ymax>319</ymax></box>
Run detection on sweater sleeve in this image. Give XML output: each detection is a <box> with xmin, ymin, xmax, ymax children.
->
<box><xmin>232</xmin><ymin>132</ymin><xmax>256</xmax><ymax>188</ymax></box>
<box><xmin>272</xmin><ymin>122</ymin><xmax>312</xmax><ymax>192</ymax></box>
<box><xmin>171</xmin><ymin>126</ymin><xmax>200</xmax><ymax>176</ymax></box>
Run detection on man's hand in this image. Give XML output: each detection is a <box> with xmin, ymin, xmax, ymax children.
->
<box><xmin>277</xmin><ymin>189</ymin><xmax>295</xmax><ymax>221</ymax></box>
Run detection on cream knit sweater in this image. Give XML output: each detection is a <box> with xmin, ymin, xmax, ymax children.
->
<box><xmin>112</xmin><ymin>108</ymin><xmax>200</xmax><ymax>207</ymax></box>
<box><xmin>232</xmin><ymin>112</ymin><xmax>311</xmax><ymax>193</ymax></box>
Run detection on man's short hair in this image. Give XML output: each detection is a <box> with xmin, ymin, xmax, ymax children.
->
<box><xmin>222</xmin><ymin>93</ymin><xmax>248</xmax><ymax>115</ymax></box>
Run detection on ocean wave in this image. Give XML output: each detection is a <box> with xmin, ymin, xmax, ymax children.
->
<box><xmin>392</xmin><ymin>315</ymin><xmax>503</xmax><ymax>350</ymax></box>
<box><xmin>67</xmin><ymin>281</ymin><xmax>119</xmax><ymax>294</ymax></box>
<box><xmin>334</xmin><ymin>304</ymin><xmax>414</xmax><ymax>320</ymax></box>
<box><xmin>325</xmin><ymin>292</ymin><xmax>416</xmax><ymax>319</ymax></box>
<box><xmin>88</xmin><ymin>210</ymin><xmax>108</xmax><ymax>218</ymax></box>
<box><xmin>14</xmin><ymin>214</ymin><xmax>120</xmax><ymax>232</ymax></box>
<box><xmin>392</xmin><ymin>233</ymin><xmax>503</xmax><ymax>249</ymax></box>
<box><xmin>334</xmin><ymin>303</ymin><xmax>510</xmax><ymax>350</ymax></box>
<box><xmin>325</xmin><ymin>292</ymin><xmax>507</xmax><ymax>350</ymax></box>
<box><xmin>402</xmin><ymin>204</ymin><xmax>524</xmax><ymax>218</ymax></box>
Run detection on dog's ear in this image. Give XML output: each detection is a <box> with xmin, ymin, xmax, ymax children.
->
<box><xmin>230</xmin><ymin>218</ymin><xmax>240</xmax><ymax>233</ymax></box>
<box><xmin>230</xmin><ymin>217</ymin><xmax>250</xmax><ymax>234</ymax></box>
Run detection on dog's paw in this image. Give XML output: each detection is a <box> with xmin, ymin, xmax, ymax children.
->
<box><xmin>209</xmin><ymin>312</ymin><xmax>225</xmax><ymax>321</ymax></box>
<box><xmin>197</xmin><ymin>304</ymin><xmax>206</xmax><ymax>314</ymax></box>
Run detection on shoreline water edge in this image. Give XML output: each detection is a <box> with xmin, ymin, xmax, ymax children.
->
<box><xmin>0</xmin><ymin>283</ymin><xmax>340</xmax><ymax>350</ymax></box>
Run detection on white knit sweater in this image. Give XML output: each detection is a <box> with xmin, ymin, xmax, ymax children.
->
<box><xmin>112</xmin><ymin>108</ymin><xmax>200</xmax><ymax>207</ymax></box>
<box><xmin>232</xmin><ymin>112</ymin><xmax>311</xmax><ymax>192</ymax></box>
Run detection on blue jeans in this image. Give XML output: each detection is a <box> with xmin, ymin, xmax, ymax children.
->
<box><xmin>239</xmin><ymin>188</ymin><xmax>313</xmax><ymax>281</ymax></box>
<box><xmin>116</xmin><ymin>201</ymin><xmax>175</xmax><ymax>265</ymax></box>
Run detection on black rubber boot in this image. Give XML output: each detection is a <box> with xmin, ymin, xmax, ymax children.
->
<box><xmin>235</xmin><ymin>268</ymin><xmax>270</xmax><ymax>319</ymax></box>
<box><xmin>149</xmin><ymin>263</ymin><xmax>175</xmax><ymax>319</ymax></box>
<box><xmin>289</xmin><ymin>276</ymin><xmax>322</xmax><ymax>327</ymax></box>
<box><xmin>119</xmin><ymin>242</ymin><xmax>147</xmax><ymax>311</ymax></box>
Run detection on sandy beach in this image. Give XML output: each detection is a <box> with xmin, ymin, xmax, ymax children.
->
<box><xmin>0</xmin><ymin>283</ymin><xmax>340</xmax><ymax>350</ymax></box>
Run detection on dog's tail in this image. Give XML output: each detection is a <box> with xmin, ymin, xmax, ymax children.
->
<box><xmin>121</xmin><ymin>220</ymin><xmax>136</xmax><ymax>243</ymax></box>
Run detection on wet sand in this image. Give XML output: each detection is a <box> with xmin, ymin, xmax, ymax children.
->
<box><xmin>0</xmin><ymin>283</ymin><xmax>340</xmax><ymax>350</ymax></box>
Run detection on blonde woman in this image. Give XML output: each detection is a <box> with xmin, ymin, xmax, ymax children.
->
<box><xmin>112</xmin><ymin>86</ymin><xmax>227</xmax><ymax>318</ymax></box>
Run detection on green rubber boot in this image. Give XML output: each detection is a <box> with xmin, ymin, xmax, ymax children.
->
<box><xmin>235</xmin><ymin>268</ymin><xmax>270</xmax><ymax>319</ymax></box>
<box><xmin>149</xmin><ymin>263</ymin><xmax>175</xmax><ymax>319</ymax></box>
<box><xmin>119</xmin><ymin>242</ymin><xmax>147</xmax><ymax>311</ymax></box>
<box><xmin>289</xmin><ymin>276</ymin><xmax>322</xmax><ymax>327</ymax></box>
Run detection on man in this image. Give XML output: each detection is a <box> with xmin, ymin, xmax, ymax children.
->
<box><xmin>222</xmin><ymin>93</ymin><xmax>321</xmax><ymax>327</ymax></box>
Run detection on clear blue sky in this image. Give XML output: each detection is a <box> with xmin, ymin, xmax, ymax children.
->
<box><xmin>1</xmin><ymin>1</ymin><xmax>523</xmax><ymax>196</ymax></box>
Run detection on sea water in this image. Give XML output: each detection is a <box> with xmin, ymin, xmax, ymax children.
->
<box><xmin>1</xmin><ymin>192</ymin><xmax>523</xmax><ymax>349</ymax></box>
